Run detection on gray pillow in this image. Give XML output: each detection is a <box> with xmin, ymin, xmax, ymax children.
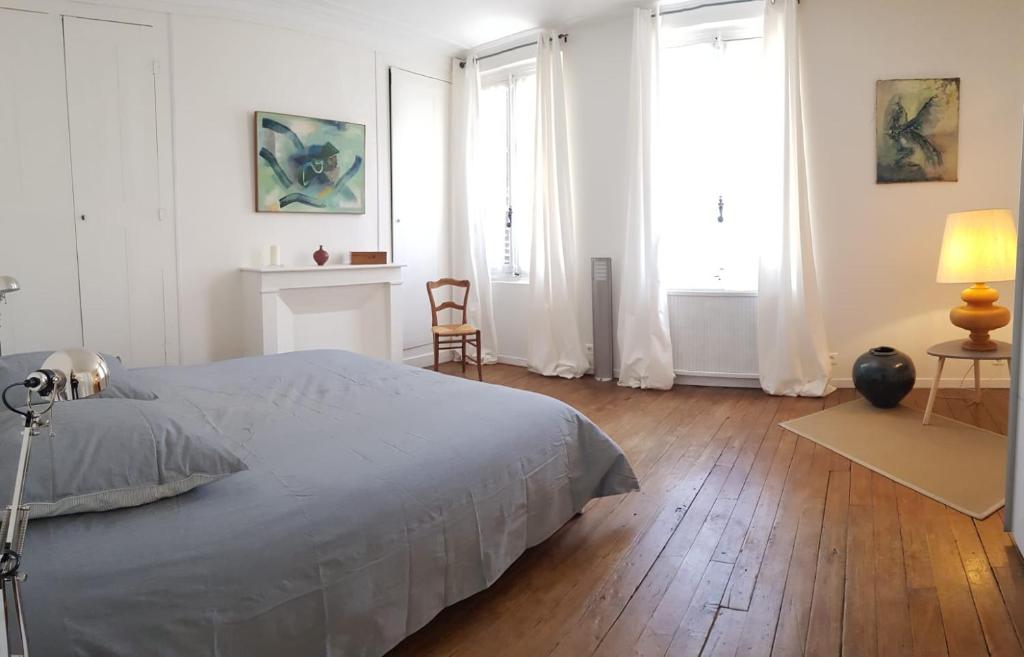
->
<box><xmin>0</xmin><ymin>399</ymin><xmax>247</xmax><ymax>518</ymax></box>
<box><xmin>0</xmin><ymin>351</ymin><xmax>158</xmax><ymax>402</ymax></box>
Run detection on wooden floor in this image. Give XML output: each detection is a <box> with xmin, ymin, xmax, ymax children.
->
<box><xmin>387</xmin><ymin>364</ymin><xmax>1023</xmax><ymax>657</ymax></box>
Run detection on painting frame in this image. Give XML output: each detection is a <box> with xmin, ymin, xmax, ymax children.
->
<box><xmin>875</xmin><ymin>77</ymin><xmax>960</xmax><ymax>184</ymax></box>
<box><xmin>254</xmin><ymin>110</ymin><xmax>367</xmax><ymax>214</ymax></box>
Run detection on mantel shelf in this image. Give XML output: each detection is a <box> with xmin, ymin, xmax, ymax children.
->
<box><xmin>240</xmin><ymin>264</ymin><xmax>406</xmax><ymax>274</ymax></box>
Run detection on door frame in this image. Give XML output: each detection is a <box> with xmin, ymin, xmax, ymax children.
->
<box><xmin>1006</xmin><ymin>114</ymin><xmax>1024</xmax><ymax>536</ymax></box>
<box><xmin>388</xmin><ymin>65</ymin><xmax>453</xmax><ymax>367</ymax></box>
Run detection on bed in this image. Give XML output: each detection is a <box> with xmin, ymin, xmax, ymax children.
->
<box><xmin>20</xmin><ymin>350</ymin><xmax>638</xmax><ymax>656</ymax></box>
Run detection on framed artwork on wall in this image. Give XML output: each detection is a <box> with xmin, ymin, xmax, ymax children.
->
<box><xmin>875</xmin><ymin>78</ymin><xmax>960</xmax><ymax>184</ymax></box>
<box><xmin>255</xmin><ymin>110</ymin><xmax>366</xmax><ymax>213</ymax></box>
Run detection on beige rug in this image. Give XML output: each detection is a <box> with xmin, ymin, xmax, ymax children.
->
<box><xmin>781</xmin><ymin>399</ymin><xmax>1006</xmax><ymax>519</ymax></box>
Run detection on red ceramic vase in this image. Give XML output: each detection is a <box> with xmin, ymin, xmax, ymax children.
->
<box><xmin>313</xmin><ymin>245</ymin><xmax>329</xmax><ymax>266</ymax></box>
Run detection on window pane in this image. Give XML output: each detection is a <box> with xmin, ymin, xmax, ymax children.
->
<box><xmin>658</xmin><ymin>37</ymin><xmax>768</xmax><ymax>291</ymax></box>
<box><xmin>511</xmin><ymin>72</ymin><xmax>536</xmax><ymax>275</ymax></box>
<box><xmin>479</xmin><ymin>81</ymin><xmax>510</xmax><ymax>272</ymax></box>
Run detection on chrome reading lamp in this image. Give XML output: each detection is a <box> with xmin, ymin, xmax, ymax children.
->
<box><xmin>0</xmin><ymin>348</ymin><xmax>110</xmax><ymax>657</ymax></box>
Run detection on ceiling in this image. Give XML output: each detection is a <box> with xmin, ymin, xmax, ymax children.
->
<box><xmin>314</xmin><ymin>0</ymin><xmax>641</xmax><ymax>49</ymax></box>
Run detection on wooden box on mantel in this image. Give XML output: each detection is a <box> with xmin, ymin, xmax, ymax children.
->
<box><xmin>350</xmin><ymin>251</ymin><xmax>388</xmax><ymax>265</ymax></box>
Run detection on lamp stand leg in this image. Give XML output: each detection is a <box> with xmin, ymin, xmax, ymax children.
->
<box><xmin>0</xmin><ymin>573</ymin><xmax>27</xmax><ymax>657</ymax></box>
<box><xmin>0</xmin><ymin>578</ymin><xmax>9</xmax><ymax>657</ymax></box>
<box><xmin>11</xmin><ymin>577</ymin><xmax>26</xmax><ymax>657</ymax></box>
<box><xmin>923</xmin><ymin>357</ymin><xmax>945</xmax><ymax>425</ymax></box>
<box><xmin>973</xmin><ymin>360</ymin><xmax>982</xmax><ymax>405</ymax></box>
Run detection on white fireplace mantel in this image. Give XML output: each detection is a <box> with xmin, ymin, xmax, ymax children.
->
<box><xmin>240</xmin><ymin>264</ymin><xmax>404</xmax><ymax>361</ymax></box>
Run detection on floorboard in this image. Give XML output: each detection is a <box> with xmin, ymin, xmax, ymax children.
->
<box><xmin>386</xmin><ymin>366</ymin><xmax>1019</xmax><ymax>657</ymax></box>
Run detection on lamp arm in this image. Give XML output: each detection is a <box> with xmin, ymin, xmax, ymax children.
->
<box><xmin>1</xmin><ymin>419</ymin><xmax>34</xmax><ymax>561</ymax></box>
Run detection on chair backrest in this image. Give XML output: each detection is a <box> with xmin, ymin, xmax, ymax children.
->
<box><xmin>426</xmin><ymin>278</ymin><xmax>470</xmax><ymax>327</ymax></box>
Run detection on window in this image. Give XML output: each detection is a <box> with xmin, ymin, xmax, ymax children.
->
<box><xmin>479</xmin><ymin>65</ymin><xmax>536</xmax><ymax>279</ymax></box>
<box><xmin>658</xmin><ymin>7</ymin><xmax>770</xmax><ymax>292</ymax></box>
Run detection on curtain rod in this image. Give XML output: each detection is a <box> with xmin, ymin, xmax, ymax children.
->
<box><xmin>459</xmin><ymin>33</ymin><xmax>568</xmax><ymax>69</ymax></box>
<box><xmin>656</xmin><ymin>0</ymin><xmax>795</xmax><ymax>17</ymax></box>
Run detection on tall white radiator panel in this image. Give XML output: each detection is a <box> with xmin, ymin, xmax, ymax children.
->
<box><xmin>668</xmin><ymin>291</ymin><xmax>758</xmax><ymax>380</ymax></box>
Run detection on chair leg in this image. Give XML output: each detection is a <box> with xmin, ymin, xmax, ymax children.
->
<box><xmin>433</xmin><ymin>336</ymin><xmax>439</xmax><ymax>372</ymax></box>
<box><xmin>461</xmin><ymin>336</ymin><xmax>467</xmax><ymax>374</ymax></box>
<box><xmin>476</xmin><ymin>331</ymin><xmax>483</xmax><ymax>382</ymax></box>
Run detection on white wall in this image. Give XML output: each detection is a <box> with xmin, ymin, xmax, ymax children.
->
<box><xmin>493</xmin><ymin>0</ymin><xmax>1024</xmax><ymax>387</ymax></box>
<box><xmin>167</xmin><ymin>13</ymin><xmax>451</xmax><ymax>363</ymax></box>
<box><xmin>803</xmin><ymin>0</ymin><xmax>1024</xmax><ymax>386</ymax></box>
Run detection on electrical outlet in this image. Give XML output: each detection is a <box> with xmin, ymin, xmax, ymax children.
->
<box><xmin>585</xmin><ymin>344</ymin><xmax>594</xmax><ymax>355</ymax></box>
<box><xmin>829</xmin><ymin>352</ymin><xmax>839</xmax><ymax>365</ymax></box>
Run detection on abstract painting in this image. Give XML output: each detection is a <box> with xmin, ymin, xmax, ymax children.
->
<box><xmin>255</xmin><ymin>111</ymin><xmax>366</xmax><ymax>213</ymax></box>
<box><xmin>876</xmin><ymin>78</ymin><xmax>959</xmax><ymax>183</ymax></box>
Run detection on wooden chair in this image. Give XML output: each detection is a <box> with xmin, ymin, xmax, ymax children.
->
<box><xmin>426</xmin><ymin>278</ymin><xmax>483</xmax><ymax>381</ymax></box>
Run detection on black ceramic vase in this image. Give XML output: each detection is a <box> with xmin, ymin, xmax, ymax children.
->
<box><xmin>851</xmin><ymin>346</ymin><xmax>916</xmax><ymax>409</ymax></box>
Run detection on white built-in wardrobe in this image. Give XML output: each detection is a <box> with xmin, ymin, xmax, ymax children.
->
<box><xmin>0</xmin><ymin>4</ymin><xmax>178</xmax><ymax>366</ymax></box>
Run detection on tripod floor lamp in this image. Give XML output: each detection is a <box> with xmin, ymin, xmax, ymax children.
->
<box><xmin>0</xmin><ymin>348</ymin><xmax>109</xmax><ymax>657</ymax></box>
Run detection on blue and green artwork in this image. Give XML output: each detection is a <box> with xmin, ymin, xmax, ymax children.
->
<box><xmin>255</xmin><ymin>111</ymin><xmax>365</xmax><ymax>213</ymax></box>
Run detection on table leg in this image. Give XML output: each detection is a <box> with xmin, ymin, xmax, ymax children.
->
<box><xmin>973</xmin><ymin>359</ymin><xmax>982</xmax><ymax>405</ymax></box>
<box><xmin>923</xmin><ymin>356</ymin><xmax>945</xmax><ymax>425</ymax></box>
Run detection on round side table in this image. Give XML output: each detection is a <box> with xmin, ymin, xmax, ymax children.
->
<box><xmin>922</xmin><ymin>339</ymin><xmax>1013</xmax><ymax>425</ymax></box>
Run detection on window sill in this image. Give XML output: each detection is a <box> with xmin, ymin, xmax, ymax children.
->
<box><xmin>666</xmin><ymin>288</ymin><xmax>757</xmax><ymax>297</ymax></box>
<box><xmin>491</xmin><ymin>276</ymin><xmax>530</xmax><ymax>286</ymax></box>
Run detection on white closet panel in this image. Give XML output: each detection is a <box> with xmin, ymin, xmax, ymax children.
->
<box><xmin>0</xmin><ymin>8</ymin><xmax>82</xmax><ymax>354</ymax></box>
<box><xmin>390</xmin><ymin>68</ymin><xmax>450</xmax><ymax>362</ymax></box>
<box><xmin>63</xmin><ymin>16</ymin><xmax>179</xmax><ymax>367</ymax></box>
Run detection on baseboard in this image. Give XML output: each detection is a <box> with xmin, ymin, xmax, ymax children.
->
<box><xmin>831</xmin><ymin>377</ymin><xmax>1011</xmax><ymax>389</ymax></box>
<box><xmin>674</xmin><ymin>374</ymin><xmax>761</xmax><ymax>388</ymax></box>
<box><xmin>403</xmin><ymin>351</ymin><xmax>454</xmax><ymax>368</ymax></box>
<box><xmin>461</xmin><ymin>362</ymin><xmax>1010</xmax><ymax>390</ymax></box>
<box><xmin>410</xmin><ymin>352</ymin><xmax>526</xmax><ymax>368</ymax></box>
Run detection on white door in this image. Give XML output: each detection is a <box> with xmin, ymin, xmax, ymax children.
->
<box><xmin>0</xmin><ymin>9</ymin><xmax>82</xmax><ymax>354</ymax></box>
<box><xmin>390</xmin><ymin>68</ymin><xmax>451</xmax><ymax>364</ymax></box>
<box><xmin>63</xmin><ymin>16</ymin><xmax>179</xmax><ymax>367</ymax></box>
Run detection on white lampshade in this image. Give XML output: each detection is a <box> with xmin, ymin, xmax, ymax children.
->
<box><xmin>936</xmin><ymin>209</ymin><xmax>1018</xmax><ymax>284</ymax></box>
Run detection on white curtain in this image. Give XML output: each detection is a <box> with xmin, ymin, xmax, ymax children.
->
<box><xmin>527</xmin><ymin>34</ymin><xmax>589</xmax><ymax>378</ymax></box>
<box><xmin>617</xmin><ymin>8</ymin><xmax>675</xmax><ymax>390</ymax></box>
<box><xmin>450</xmin><ymin>57</ymin><xmax>499</xmax><ymax>363</ymax></box>
<box><xmin>757</xmin><ymin>0</ymin><xmax>833</xmax><ymax>396</ymax></box>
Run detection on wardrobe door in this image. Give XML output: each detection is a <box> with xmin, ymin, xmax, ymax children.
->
<box><xmin>63</xmin><ymin>16</ymin><xmax>179</xmax><ymax>367</ymax></box>
<box><xmin>0</xmin><ymin>9</ymin><xmax>82</xmax><ymax>354</ymax></box>
<box><xmin>390</xmin><ymin>68</ymin><xmax>451</xmax><ymax>363</ymax></box>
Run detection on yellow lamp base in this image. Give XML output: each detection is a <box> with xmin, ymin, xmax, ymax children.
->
<box><xmin>949</xmin><ymin>283</ymin><xmax>1010</xmax><ymax>352</ymax></box>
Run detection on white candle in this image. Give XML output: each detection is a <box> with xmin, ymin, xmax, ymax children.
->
<box><xmin>269</xmin><ymin>245</ymin><xmax>280</xmax><ymax>266</ymax></box>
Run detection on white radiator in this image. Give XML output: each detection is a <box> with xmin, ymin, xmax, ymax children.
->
<box><xmin>668</xmin><ymin>290</ymin><xmax>758</xmax><ymax>385</ymax></box>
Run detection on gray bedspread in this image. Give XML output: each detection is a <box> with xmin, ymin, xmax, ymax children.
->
<box><xmin>21</xmin><ymin>350</ymin><xmax>638</xmax><ymax>656</ymax></box>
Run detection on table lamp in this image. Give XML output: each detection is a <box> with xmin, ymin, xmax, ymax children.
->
<box><xmin>0</xmin><ymin>348</ymin><xmax>109</xmax><ymax>657</ymax></box>
<box><xmin>936</xmin><ymin>209</ymin><xmax>1018</xmax><ymax>351</ymax></box>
